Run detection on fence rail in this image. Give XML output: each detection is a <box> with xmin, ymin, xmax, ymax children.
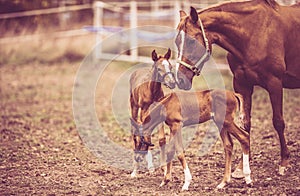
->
<box><xmin>0</xmin><ymin>4</ymin><xmax>92</xmax><ymax>20</ymax></box>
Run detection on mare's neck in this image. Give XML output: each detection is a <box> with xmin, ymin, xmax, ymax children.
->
<box><xmin>200</xmin><ymin>3</ymin><xmax>259</xmax><ymax>61</ymax></box>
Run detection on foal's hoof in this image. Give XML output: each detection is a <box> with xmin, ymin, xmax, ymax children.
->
<box><xmin>130</xmin><ymin>172</ymin><xmax>137</xmax><ymax>178</ymax></box>
<box><xmin>216</xmin><ymin>182</ymin><xmax>228</xmax><ymax>189</ymax></box>
<box><xmin>148</xmin><ymin>167</ymin><xmax>155</xmax><ymax>174</ymax></box>
<box><xmin>231</xmin><ymin>168</ymin><xmax>244</xmax><ymax>179</ymax></box>
<box><xmin>181</xmin><ymin>182</ymin><xmax>190</xmax><ymax>191</ymax></box>
<box><xmin>246</xmin><ymin>181</ymin><xmax>254</xmax><ymax>188</ymax></box>
<box><xmin>278</xmin><ymin>166</ymin><xmax>288</xmax><ymax>176</ymax></box>
<box><xmin>160</xmin><ymin>179</ymin><xmax>170</xmax><ymax>187</ymax></box>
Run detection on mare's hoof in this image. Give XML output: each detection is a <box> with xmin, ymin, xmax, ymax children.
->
<box><xmin>231</xmin><ymin>168</ymin><xmax>244</xmax><ymax>179</ymax></box>
<box><xmin>278</xmin><ymin>166</ymin><xmax>288</xmax><ymax>175</ymax></box>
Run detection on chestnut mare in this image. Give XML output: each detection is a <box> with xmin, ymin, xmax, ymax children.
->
<box><xmin>173</xmin><ymin>0</ymin><xmax>300</xmax><ymax>175</ymax></box>
<box><xmin>129</xmin><ymin>49</ymin><xmax>175</xmax><ymax>177</ymax></box>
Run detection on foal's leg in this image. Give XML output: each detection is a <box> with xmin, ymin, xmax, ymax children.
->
<box><xmin>130</xmin><ymin>105</ymin><xmax>139</xmax><ymax>178</ymax></box>
<box><xmin>217</xmin><ymin>129</ymin><xmax>233</xmax><ymax>189</ymax></box>
<box><xmin>160</xmin><ymin>130</ymin><xmax>175</xmax><ymax>187</ymax></box>
<box><xmin>158</xmin><ymin>123</ymin><xmax>167</xmax><ymax>174</ymax></box>
<box><xmin>141</xmin><ymin>107</ymin><xmax>154</xmax><ymax>173</ymax></box>
<box><xmin>174</xmin><ymin>127</ymin><xmax>192</xmax><ymax>191</ymax></box>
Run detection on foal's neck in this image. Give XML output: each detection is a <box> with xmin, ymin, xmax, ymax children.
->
<box><xmin>149</xmin><ymin>67</ymin><xmax>161</xmax><ymax>94</ymax></box>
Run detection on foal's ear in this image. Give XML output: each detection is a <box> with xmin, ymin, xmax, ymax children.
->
<box><xmin>164</xmin><ymin>48</ymin><xmax>171</xmax><ymax>60</ymax></box>
<box><xmin>190</xmin><ymin>6</ymin><xmax>198</xmax><ymax>24</ymax></box>
<box><xmin>152</xmin><ymin>50</ymin><xmax>158</xmax><ymax>62</ymax></box>
<box><xmin>179</xmin><ymin>10</ymin><xmax>187</xmax><ymax>18</ymax></box>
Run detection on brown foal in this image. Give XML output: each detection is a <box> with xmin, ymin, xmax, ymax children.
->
<box><xmin>129</xmin><ymin>48</ymin><xmax>175</xmax><ymax>177</ymax></box>
<box><xmin>131</xmin><ymin>90</ymin><xmax>252</xmax><ymax>190</ymax></box>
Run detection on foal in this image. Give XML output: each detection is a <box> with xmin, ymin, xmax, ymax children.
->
<box><xmin>131</xmin><ymin>90</ymin><xmax>252</xmax><ymax>190</ymax></box>
<box><xmin>129</xmin><ymin>48</ymin><xmax>175</xmax><ymax>177</ymax></box>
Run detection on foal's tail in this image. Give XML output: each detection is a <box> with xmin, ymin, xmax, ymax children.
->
<box><xmin>234</xmin><ymin>93</ymin><xmax>246</xmax><ymax>131</ymax></box>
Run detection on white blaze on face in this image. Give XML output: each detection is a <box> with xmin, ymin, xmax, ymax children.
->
<box><xmin>175</xmin><ymin>31</ymin><xmax>186</xmax><ymax>83</ymax></box>
<box><xmin>178</xmin><ymin>30</ymin><xmax>185</xmax><ymax>61</ymax></box>
<box><xmin>162</xmin><ymin>59</ymin><xmax>173</xmax><ymax>81</ymax></box>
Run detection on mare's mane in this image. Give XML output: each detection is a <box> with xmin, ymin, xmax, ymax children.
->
<box><xmin>198</xmin><ymin>0</ymin><xmax>279</xmax><ymax>14</ymax></box>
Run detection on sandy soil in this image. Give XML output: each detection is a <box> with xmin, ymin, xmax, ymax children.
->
<box><xmin>0</xmin><ymin>63</ymin><xmax>299</xmax><ymax>195</ymax></box>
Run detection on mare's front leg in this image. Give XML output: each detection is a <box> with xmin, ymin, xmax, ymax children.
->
<box><xmin>231</xmin><ymin>77</ymin><xmax>254</xmax><ymax>178</ymax></box>
<box><xmin>266</xmin><ymin>76</ymin><xmax>290</xmax><ymax>175</ymax></box>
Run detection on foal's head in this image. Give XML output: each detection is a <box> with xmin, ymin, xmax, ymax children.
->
<box><xmin>175</xmin><ymin>7</ymin><xmax>211</xmax><ymax>90</ymax></box>
<box><xmin>151</xmin><ymin>48</ymin><xmax>176</xmax><ymax>89</ymax></box>
<box><xmin>130</xmin><ymin>117</ymin><xmax>153</xmax><ymax>161</ymax></box>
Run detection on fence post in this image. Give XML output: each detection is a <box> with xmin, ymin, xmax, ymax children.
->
<box><xmin>174</xmin><ymin>0</ymin><xmax>180</xmax><ymax>29</ymax></box>
<box><xmin>130</xmin><ymin>1</ymin><xmax>138</xmax><ymax>61</ymax></box>
<box><xmin>93</xmin><ymin>1</ymin><xmax>104</xmax><ymax>60</ymax></box>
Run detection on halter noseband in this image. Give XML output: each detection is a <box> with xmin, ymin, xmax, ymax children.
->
<box><xmin>176</xmin><ymin>17</ymin><xmax>211</xmax><ymax>76</ymax></box>
<box><xmin>134</xmin><ymin>125</ymin><xmax>154</xmax><ymax>155</ymax></box>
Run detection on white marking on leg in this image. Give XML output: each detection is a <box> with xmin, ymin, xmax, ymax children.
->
<box><xmin>182</xmin><ymin>165</ymin><xmax>192</xmax><ymax>191</ymax></box>
<box><xmin>278</xmin><ymin>166</ymin><xmax>287</xmax><ymax>175</ymax></box>
<box><xmin>131</xmin><ymin>169</ymin><xmax>137</xmax><ymax>178</ymax></box>
<box><xmin>146</xmin><ymin>151</ymin><xmax>154</xmax><ymax>173</ymax></box>
<box><xmin>243</xmin><ymin>153</ymin><xmax>252</xmax><ymax>184</ymax></box>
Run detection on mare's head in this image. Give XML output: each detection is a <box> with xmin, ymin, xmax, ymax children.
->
<box><xmin>151</xmin><ymin>48</ymin><xmax>176</xmax><ymax>89</ymax></box>
<box><xmin>175</xmin><ymin>7</ymin><xmax>211</xmax><ymax>90</ymax></box>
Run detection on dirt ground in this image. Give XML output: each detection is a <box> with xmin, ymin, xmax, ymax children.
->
<box><xmin>1</xmin><ymin>62</ymin><xmax>299</xmax><ymax>195</ymax></box>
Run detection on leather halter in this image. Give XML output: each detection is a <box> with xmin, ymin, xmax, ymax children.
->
<box><xmin>134</xmin><ymin>125</ymin><xmax>154</xmax><ymax>155</ymax></box>
<box><xmin>176</xmin><ymin>17</ymin><xmax>211</xmax><ymax>76</ymax></box>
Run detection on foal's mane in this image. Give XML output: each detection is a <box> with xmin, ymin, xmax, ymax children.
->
<box><xmin>198</xmin><ymin>0</ymin><xmax>279</xmax><ymax>14</ymax></box>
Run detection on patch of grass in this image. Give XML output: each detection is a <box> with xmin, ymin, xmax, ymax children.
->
<box><xmin>0</xmin><ymin>34</ymin><xmax>95</xmax><ymax>66</ymax></box>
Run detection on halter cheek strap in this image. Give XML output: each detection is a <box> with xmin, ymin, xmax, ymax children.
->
<box><xmin>176</xmin><ymin>17</ymin><xmax>211</xmax><ymax>76</ymax></box>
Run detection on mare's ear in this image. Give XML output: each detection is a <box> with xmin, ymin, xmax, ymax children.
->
<box><xmin>190</xmin><ymin>6</ymin><xmax>198</xmax><ymax>23</ymax></box>
<box><xmin>164</xmin><ymin>48</ymin><xmax>171</xmax><ymax>60</ymax></box>
<box><xmin>152</xmin><ymin>50</ymin><xmax>158</xmax><ymax>62</ymax></box>
<box><xmin>130</xmin><ymin>117</ymin><xmax>139</xmax><ymax>129</ymax></box>
<box><xmin>179</xmin><ymin>10</ymin><xmax>187</xmax><ymax>18</ymax></box>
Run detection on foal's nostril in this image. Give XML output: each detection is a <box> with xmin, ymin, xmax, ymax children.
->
<box><xmin>178</xmin><ymin>78</ymin><xmax>184</xmax><ymax>85</ymax></box>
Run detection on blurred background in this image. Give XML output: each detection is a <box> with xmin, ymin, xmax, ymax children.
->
<box><xmin>0</xmin><ymin>0</ymin><xmax>298</xmax><ymax>65</ymax></box>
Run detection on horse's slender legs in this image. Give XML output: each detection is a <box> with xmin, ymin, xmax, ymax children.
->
<box><xmin>158</xmin><ymin>123</ymin><xmax>167</xmax><ymax>173</ymax></box>
<box><xmin>174</xmin><ymin>125</ymin><xmax>192</xmax><ymax>191</ymax></box>
<box><xmin>228</xmin><ymin>123</ymin><xmax>252</xmax><ymax>185</ymax></box>
<box><xmin>231</xmin><ymin>78</ymin><xmax>253</xmax><ymax>178</ymax></box>
<box><xmin>267</xmin><ymin>77</ymin><xmax>290</xmax><ymax>174</ymax></box>
<box><xmin>217</xmin><ymin>130</ymin><xmax>233</xmax><ymax>189</ymax></box>
<box><xmin>160</xmin><ymin>130</ymin><xmax>175</xmax><ymax>187</ymax></box>
<box><xmin>130</xmin><ymin>105</ymin><xmax>139</xmax><ymax>178</ymax></box>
